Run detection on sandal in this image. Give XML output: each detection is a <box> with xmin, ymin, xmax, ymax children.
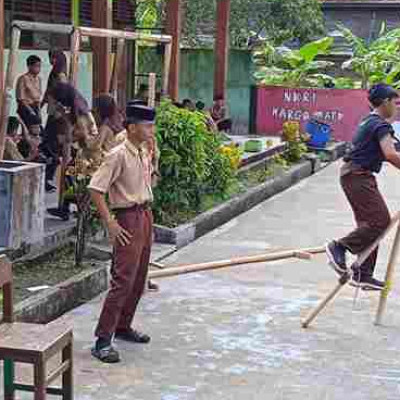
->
<box><xmin>91</xmin><ymin>345</ymin><xmax>120</xmax><ymax>363</ymax></box>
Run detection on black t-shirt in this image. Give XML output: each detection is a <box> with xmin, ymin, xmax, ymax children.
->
<box><xmin>344</xmin><ymin>114</ymin><xmax>394</xmax><ymax>173</ymax></box>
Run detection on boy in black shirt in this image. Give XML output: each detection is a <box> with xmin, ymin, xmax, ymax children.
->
<box><xmin>326</xmin><ymin>84</ymin><xmax>400</xmax><ymax>290</ymax></box>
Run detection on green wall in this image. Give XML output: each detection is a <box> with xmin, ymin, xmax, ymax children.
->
<box><xmin>138</xmin><ymin>47</ymin><xmax>253</xmax><ymax>134</ymax></box>
<box><xmin>179</xmin><ymin>49</ymin><xmax>253</xmax><ymax>134</ymax></box>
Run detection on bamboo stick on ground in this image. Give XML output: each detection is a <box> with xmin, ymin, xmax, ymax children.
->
<box><xmin>148</xmin><ymin>247</ymin><xmax>323</xmax><ymax>280</ymax></box>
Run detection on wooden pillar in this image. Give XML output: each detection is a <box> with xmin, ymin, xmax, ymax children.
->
<box><xmin>91</xmin><ymin>0</ymin><xmax>112</xmax><ymax>97</ymax></box>
<box><xmin>0</xmin><ymin>0</ymin><xmax>4</xmax><ymax>109</ymax></box>
<box><xmin>214</xmin><ymin>0</ymin><xmax>230</xmax><ymax>101</ymax></box>
<box><xmin>165</xmin><ymin>0</ymin><xmax>181</xmax><ymax>101</ymax></box>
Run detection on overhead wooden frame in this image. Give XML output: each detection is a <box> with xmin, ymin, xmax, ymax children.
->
<box><xmin>69</xmin><ymin>26</ymin><xmax>173</xmax><ymax>102</ymax></box>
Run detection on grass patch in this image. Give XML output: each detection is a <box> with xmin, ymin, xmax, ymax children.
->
<box><xmin>12</xmin><ymin>245</ymin><xmax>101</xmax><ymax>303</ymax></box>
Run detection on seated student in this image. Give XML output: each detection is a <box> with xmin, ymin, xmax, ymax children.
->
<box><xmin>196</xmin><ymin>101</ymin><xmax>218</xmax><ymax>133</ymax></box>
<box><xmin>16</xmin><ymin>55</ymin><xmax>43</xmax><ymax>136</ymax></box>
<box><xmin>211</xmin><ymin>96</ymin><xmax>232</xmax><ymax>133</ymax></box>
<box><xmin>4</xmin><ymin>117</ymin><xmax>24</xmax><ymax>161</ymax></box>
<box><xmin>93</xmin><ymin>94</ymin><xmax>126</xmax><ymax>153</ymax></box>
<box><xmin>182</xmin><ymin>98</ymin><xmax>195</xmax><ymax>111</ymax></box>
<box><xmin>16</xmin><ymin>116</ymin><xmax>40</xmax><ymax>162</ymax></box>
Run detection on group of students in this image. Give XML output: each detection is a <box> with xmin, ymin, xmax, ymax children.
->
<box><xmin>177</xmin><ymin>96</ymin><xmax>232</xmax><ymax>133</ymax></box>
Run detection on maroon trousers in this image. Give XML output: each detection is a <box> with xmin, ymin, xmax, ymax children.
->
<box><xmin>95</xmin><ymin>206</ymin><xmax>153</xmax><ymax>340</ymax></box>
<box><xmin>339</xmin><ymin>172</ymin><xmax>390</xmax><ymax>277</ymax></box>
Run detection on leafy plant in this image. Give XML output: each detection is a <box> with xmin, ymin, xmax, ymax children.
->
<box><xmin>338</xmin><ymin>23</ymin><xmax>400</xmax><ymax>89</ymax></box>
<box><xmin>253</xmin><ymin>37</ymin><xmax>335</xmax><ymax>88</ymax></box>
<box><xmin>182</xmin><ymin>0</ymin><xmax>325</xmax><ymax>49</ymax></box>
<box><xmin>282</xmin><ymin>121</ymin><xmax>308</xmax><ymax>163</ymax></box>
<box><xmin>153</xmin><ymin>101</ymin><xmax>237</xmax><ymax>227</ymax></box>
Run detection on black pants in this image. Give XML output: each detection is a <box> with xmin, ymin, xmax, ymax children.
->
<box><xmin>40</xmin><ymin>115</ymin><xmax>59</xmax><ymax>183</ymax></box>
<box><xmin>17</xmin><ymin>104</ymin><xmax>41</xmax><ymax>127</ymax></box>
<box><xmin>339</xmin><ymin>172</ymin><xmax>391</xmax><ymax>277</ymax></box>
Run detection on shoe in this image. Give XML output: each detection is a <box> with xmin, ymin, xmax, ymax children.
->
<box><xmin>47</xmin><ymin>208</ymin><xmax>70</xmax><ymax>221</ymax></box>
<box><xmin>45</xmin><ymin>182</ymin><xmax>57</xmax><ymax>193</ymax></box>
<box><xmin>147</xmin><ymin>280</ymin><xmax>159</xmax><ymax>292</ymax></box>
<box><xmin>350</xmin><ymin>269</ymin><xmax>385</xmax><ymax>291</ymax></box>
<box><xmin>326</xmin><ymin>240</ymin><xmax>347</xmax><ymax>275</ymax></box>
<box><xmin>115</xmin><ymin>329</ymin><xmax>151</xmax><ymax>344</ymax></box>
<box><xmin>91</xmin><ymin>340</ymin><xmax>120</xmax><ymax>363</ymax></box>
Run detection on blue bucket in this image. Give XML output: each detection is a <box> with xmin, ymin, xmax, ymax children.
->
<box><xmin>306</xmin><ymin>119</ymin><xmax>331</xmax><ymax>148</ymax></box>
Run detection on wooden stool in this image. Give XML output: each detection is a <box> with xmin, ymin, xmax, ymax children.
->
<box><xmin>0</xmin><ymin>255</ymin><xmax>73</xmax><ymax>400</ymax></box>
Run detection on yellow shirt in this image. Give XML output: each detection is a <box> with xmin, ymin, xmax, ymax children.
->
<box><xmin>16</xmin><ymin>72</ymin><xmax>42</xmax><ymax>106</ymax></box>
<box><xmin>88</xmin><ymin>140</ymin><xmax>153</xmax><ymax>209</ymax></box>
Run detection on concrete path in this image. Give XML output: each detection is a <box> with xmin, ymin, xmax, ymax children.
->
<box><xmin>9</xmin><ymin>161</ymin><xmax>400</xmax><ymax>399</ymax></box>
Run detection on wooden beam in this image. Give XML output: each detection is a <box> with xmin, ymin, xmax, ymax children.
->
<box><xmin>214</xmin><ymin>0</ymin><xmax>230</xmax><ymax>101</ymax></box>
<box><xmin>91</xmin><ymin>0</ymin><xmax>112</xmax><ymax>97</ymax></box>
<box><xmin>0</xmin><ymin>0</ymin><xmax>4</xmax><ymax>112</ymax></box>
<box><xmin>165</xmin><ymin>0</ymin><xmax>181</xmax><ymax>101</ymax></box>
<box><xmin>0</xmin><ymin>27</ymin><xmax>21</xmax><ymax>160</ymax></box>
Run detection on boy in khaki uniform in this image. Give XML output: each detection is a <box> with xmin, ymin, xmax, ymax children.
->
<box><xmin>89</xmin><ymin>103</ymin><xmax>156</xmax><ymax>363</ymax></box>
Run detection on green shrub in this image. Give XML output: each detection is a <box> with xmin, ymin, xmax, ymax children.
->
<box><xmin>153</xmin><ymin>100</ymin><xmax>237</xmax><ymax>227</ymax></box>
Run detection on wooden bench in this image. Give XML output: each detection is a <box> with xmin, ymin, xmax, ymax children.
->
<box><xmin>0</xmin><ymin>255</ymin><xmax>73</xmax><ymax>400</ymax></box>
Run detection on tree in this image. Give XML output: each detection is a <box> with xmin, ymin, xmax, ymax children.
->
<box><xmin>183</xmin><ymin>0</ymin><xmax>325</xmax><ymax>48</ymax></box>
<box><xmin>253</xmin><ymin>37</ymin><xmax>334</xmax><ymax>88</ymax></box>
<box><xmin>339</xmin><ymin>24</ymin><xmax>400</xmax><ymax>89</ymax></box>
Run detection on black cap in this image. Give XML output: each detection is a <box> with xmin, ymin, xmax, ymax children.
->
<box><xmin>368</xmin><ymin>84</ymin><xmax>399</xmax><ymax>104</ymax></box>
<box><xmin>126</xmin><ymin>103</ymin><xmax>156</xmax><ymax>125</ymax></box>
<box><xmin>127</xmin><ymin>99</ymin><xmax>148</xmax><ymax>107</ymax></box>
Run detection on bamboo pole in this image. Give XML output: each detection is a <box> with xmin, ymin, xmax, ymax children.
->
<box><xmin>110</xmin><ymin>38</ymin><xmax>125</xmax><ymax>99</ymax></box>
<box><xmin>375</xmin><ymin>222</ymin><xmax>400</xmax><ymax>325</ymax></box>
<box><xmin>148</xmin><ymin>247</ymin><xmax>322</xmax><ymax>280</ymax></box>
<box><xmin>69</xmin><ymin>28</ymin><xmax>81</xmax><ymax>87</ymax></box>
<box><xmin>148</xmin><ymin>73</ymin><xmax>156</xmax><ymax>108</ymax></box>
<box><xmin>12</xmin><ymin>21</ymin><xmax>73</xmax><ymax>35</ymax></box>
<box><xmin>0</xmin><ymin>26</ymin><xmax>21</xmax><ymax>160</ymax></box>
<box><xmin>302</xmin><ymin>212</ymin><xmax>400</xmax><ymax>329</ymax></box>
<box><xmin>77</xmin><ymin>26</ymin><xmax>172</xmax><ymax>43</ymax></box>
<box><xmin>162</xmin><ymin>42</ymin><xmax>172</xmax><ymax>96</ymax></box>
<box><xmin>302</xmin><ymin>273</ymin><xmax>350</xmax><ymax>329</ymax></box>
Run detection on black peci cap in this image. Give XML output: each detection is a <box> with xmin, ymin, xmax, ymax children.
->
<box><xmin>126</xmin><ymin>103</ymin><xmax>156</xmax><ymax>125</ymax></box>
<box><xmin>368</xmin><ymin>84</ymin><xmax>399</xmax><ymax>104</ymax></box>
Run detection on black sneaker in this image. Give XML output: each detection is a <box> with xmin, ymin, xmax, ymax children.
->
<box><xmin>45</xmin><ymin>182</ymin><xmax>57</xmax><ymax>193</ymax></box>
<box><xmin>115</xmin><ymin>329</ymin><xmax>151</xmax><ymax>344</ymax></box>
<box><xmin>326</xmin><ymin>241</ymin><xmax>347</xmax><ymax>275</ymax></box>
<box><xmin>350</xmin><ymin>270</ymin><xmax>385</xmax><ymax>291</ymax></box>
<box><xmin>91</xmin><ymin>339</ymin><xmax>120</xmax><ymax>363</ymax></box>
<box><xmin>47</xmin><ymin>208</ymin><xmax>70</xmax><ymax>221</ymax></box>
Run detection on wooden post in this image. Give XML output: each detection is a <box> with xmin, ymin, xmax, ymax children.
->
<box><xmin>148</xmin><ymin>73</ymin><xmax>156</xmax><ymax>108</ymax></box>
<box><xmin>69</xmin><ymin>29</ymin><xmax>81</xmax><ymax>87</ymax></box>
<box><xmin>162</xmin><ymin>43</ymin><xmax>172</xmax><ymax>97</ymax></box>
<box><xmin>0</xmin><ymin>0</ymin><xmax>4</xmax><ymax>111</ymax></box>
<box><xmin>0</xmin><ymin>27</ymin><xmax>21</xmax><ymax>160</ymax></box>
<box><xmin>214</xmin><ymin>0</ymin><xmax>230</xmax><ymax>101</ymax></box>
<box><xmin>165</xmin><ymin>0</ymin><xmax>181</xmax><ymax>101</ymax></box>
<box><xmin>110</xmin><ymin>38</ymin><xmax>126</xmax><ymax>101</ymax></box>
<box><xmin>375</xmin><ymin>222</ymin><xmax>400</xmax><ymax>325</ymax></box>
<box><xmin>91</xmin><ymin>0</ymin><xmax>112</xmax><ymax>97</ymax></box>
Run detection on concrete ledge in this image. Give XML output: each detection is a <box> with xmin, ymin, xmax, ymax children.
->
<box><xmin>15</xmin><ymin>264</ymin><xmax>109</xmax><ymax>324</ymax></box>
<box><xmin>154</xmin><ymin>160</ymin><xmax>313</xmax><ymax>248</ymax></box>
<box><xmin>0</xmin><ymin>219</ymin><xmax>76</xmax><ymax>262</ymax></box>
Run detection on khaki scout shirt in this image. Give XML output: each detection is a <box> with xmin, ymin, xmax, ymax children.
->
<box><xmin>16</xmin><ymin>72</ymin><xmax>42</xmax><ymax>106</ymax></box>
<box><xmin>88</xmin><ymin>139</ymin><xmax>153</xmax><ymax>209</ymax></box>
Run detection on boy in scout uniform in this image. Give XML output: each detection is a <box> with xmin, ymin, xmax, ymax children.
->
<box><xmin>89</xmin><ymin>103</ymin><xmax>156</xmax><ymax>363</ymax></box>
